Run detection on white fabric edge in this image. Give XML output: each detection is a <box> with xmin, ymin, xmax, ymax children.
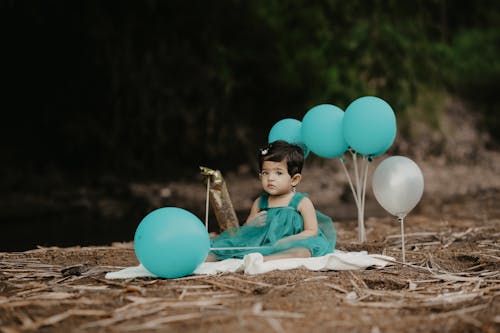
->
<box><xmin>105</xmin><ymin>251</ymin><xmax>394</xmax><ymax>279</ymax></box>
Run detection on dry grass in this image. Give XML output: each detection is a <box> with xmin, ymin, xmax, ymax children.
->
<box><xmin>1</xmin><ymin>214</ymin><xmax>499</xmax><ymax>333</ymax></box>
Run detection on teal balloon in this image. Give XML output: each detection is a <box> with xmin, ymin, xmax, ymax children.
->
<box><xmin>343</xmin><ymin>96</ymin><xmax>396</xmax><ymax>156</ymax></box>
<box><xmin>301</xmin><ymin>104</ymin><xmax>348</xmax><ymax>158</ymax></box>
<box><xmin>268</xmin><ymin>118</ymin><xmax>301</xmax><ymax>143</ymax></box>
<box><xmin>268</xmin><ymin>118</ymin><xmax>309</xmax><ymax>157</ymax></box>
<box><xmin>371</xmin><ymin>130</ymin><xmax>397</xmax><ymax>157</ymax></box>
<box><xmin>134</xmin><ymin>207</ymin><xmax>210</xmax><ymax>278</ymax></box>
<box><xmin>267</xmin><ymin>118</ymin><xmax>309</xmax><ymax>157</ymax></box>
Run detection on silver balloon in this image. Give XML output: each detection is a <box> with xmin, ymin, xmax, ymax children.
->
<box><xmin>372</xmin><ymin>156</ymin><xmax>424</xmax><ymax>218</ymax></box>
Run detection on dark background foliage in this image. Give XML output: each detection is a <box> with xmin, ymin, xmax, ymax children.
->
<box><xmin>3</xmin><ymin>0</ymin><xmax>499</xmax><ymax>184</ymax></box>
<box><xmin>1</xmin><ymin>1</ymin><xmax>499</xmax><ymax>251</ymax></box>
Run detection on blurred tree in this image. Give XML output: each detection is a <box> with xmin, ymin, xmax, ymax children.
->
<box><xmin>2</xmin><ymin>0</ymin><xmax>499</xmax><ymax>184</ymax></box>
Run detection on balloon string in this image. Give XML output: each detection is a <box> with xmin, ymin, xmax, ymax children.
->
<box><xmin>210</xmin><ymin>246</ymin><xmax>269</xmax><ymax>251</ymax></box>
<box><xmin>361</xmin><ymin>157</ymin><xmax>369</xmax><ymax>212</ymax></box>
<box><xmin>359</xmin><ymin>156</ymin><xmax>369</xmax><ymax>243</ymax></box>
<box><xmin>351</xmin><ymin>151</ymin><xmax>366</xmax><ymax>243</ymax></box>
<box><xmin>352</xmin><ymin>151</ymin><xmax>361</xmax><ymax>207</ymax></box>
<box><xmin>398</xmin><ymin>216</ymin><xmax>406</xmax><ymax>263</ymax></box>
<box><xmin>339</xmin><ymin>158</ymin><xmax>360</xmax><ymax>208</ymax></box>
<box><xmin>205</xmin><ymin>177</ymin><xmax>210</xmax><ymax>231</ymax></box>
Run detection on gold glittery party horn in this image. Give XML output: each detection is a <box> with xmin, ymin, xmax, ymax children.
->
<box><xmin>200</xmin><ymin>166</ymin><xmax>240</xmax><ymax>233</ymax></box>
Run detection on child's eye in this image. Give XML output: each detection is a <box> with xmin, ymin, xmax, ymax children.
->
<box><xmin>261</xmin><ymin>171</ymin><xmax>269</xmax><ymax>176</ymax></box>
<box><xmin>276</xmin><ymin>171</ymin><xmax>283</xmax><ymax>176</ymax></box>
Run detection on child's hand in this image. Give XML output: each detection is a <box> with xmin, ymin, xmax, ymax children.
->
<box><xmin>246</xmin><ymin>211</ymin><xmax>267</xmax><ymax>227</ymax></box>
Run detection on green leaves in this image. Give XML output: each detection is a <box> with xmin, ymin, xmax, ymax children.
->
<box><xmin>6</xmin><ymin>0</ymin><xmax>499</xmax><ymax>179</ymax></box>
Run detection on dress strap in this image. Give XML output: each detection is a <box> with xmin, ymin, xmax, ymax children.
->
<box><xmin>288</xmin><ymin>192</ymin><xmax>307</xmax><ymax>210</ymax></box>
<box><xmin>258</xmin><ymin>193</ymin><xmax>269</xmax><ymax>210</ymax></box>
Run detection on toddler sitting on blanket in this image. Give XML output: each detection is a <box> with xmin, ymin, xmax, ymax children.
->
<box><xmin>208</xmin><ymin>141</ymin><xmax>337</xmax><ymax>262</ymax></box>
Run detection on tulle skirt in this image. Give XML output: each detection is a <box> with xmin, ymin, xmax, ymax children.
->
<box><xmin>210</xmin><ymin>209</ymin><xmax>336</xmax><ymax>260</ymax></box>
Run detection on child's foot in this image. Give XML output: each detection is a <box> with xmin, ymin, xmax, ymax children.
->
<box><xmin>205</xmin><ymin>254</ymin><xmax>218</xmax><ymax>262</ymax></box>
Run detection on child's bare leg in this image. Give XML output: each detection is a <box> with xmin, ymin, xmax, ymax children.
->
<box><xmin>263</xmin><ymin>248</ymin><xmax>311</xmax><ymax>262</ymax></box>
<box><xmin>205</xmin><ymin>254</ymin><xmax>218</xmax><ymax>262</ymax></box>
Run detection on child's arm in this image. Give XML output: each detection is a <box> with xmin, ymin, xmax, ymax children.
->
<box><xmin>297</xmin><ymin>197</ymin><xmax>319</xmax><ymax>237</ymax></box>
<box><xmin>244</xmin><ymin>197</ymin><xmax>261</xmax><ymax>224</ymax></box>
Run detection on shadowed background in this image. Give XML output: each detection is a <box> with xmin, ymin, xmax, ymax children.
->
<box><xmin>2</xmin><ymin>0</ymin><xmax>499</xmax><ymax>251</ymax></box>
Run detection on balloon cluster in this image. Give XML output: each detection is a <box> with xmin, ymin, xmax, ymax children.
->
<box><xmin>268</xmin><ymin>96</ymin><xmax>398</xmax><ymax>243</ymax></box>
<box><xmin>268</xmin><ymin>96</ymin><xmax>396</xmax><ymax>158</ymax></box>
<box><xmin>269</xmin><ymin>96</ymin><xmax>424</xmax><ymax>251</ymax></box>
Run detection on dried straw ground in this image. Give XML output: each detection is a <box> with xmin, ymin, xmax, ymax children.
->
<box><xmin>1</xmin><ymin>206</ymin><xmax>499</xmax><ymax>332</ymax></box>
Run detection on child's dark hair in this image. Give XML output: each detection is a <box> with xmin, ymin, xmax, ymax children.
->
<box><xmin>258</xmin><ymin>140</ymin><xmax>305</xmax><ymax>175</ymax></box>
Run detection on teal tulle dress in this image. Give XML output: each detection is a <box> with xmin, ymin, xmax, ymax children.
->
<box><xmin>210</xmin><ymin>192</ymin><xmax>336</xmax><ymax>260</ymax></box>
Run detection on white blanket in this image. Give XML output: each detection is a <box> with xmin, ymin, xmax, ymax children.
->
<box><xmin>105</xmin><ymin>251</ymin><xmax>394</xmax><ymax>279</ymax></box>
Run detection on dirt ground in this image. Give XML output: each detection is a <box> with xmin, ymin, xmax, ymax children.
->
<box><xmin>2</xmin><ymin>146</ymin><xmax>500</xmax><ymax>332</ymax></box>
<box><xmin>1</xmin><ymin>187</ymin><xmax>499</xmax><ymax>333</ymax></box>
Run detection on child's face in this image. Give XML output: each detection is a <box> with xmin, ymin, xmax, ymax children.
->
<box><xmin>260</xmin><ymin>160</ymin><xmax>299</xmax><ymax>196</ymax></box>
